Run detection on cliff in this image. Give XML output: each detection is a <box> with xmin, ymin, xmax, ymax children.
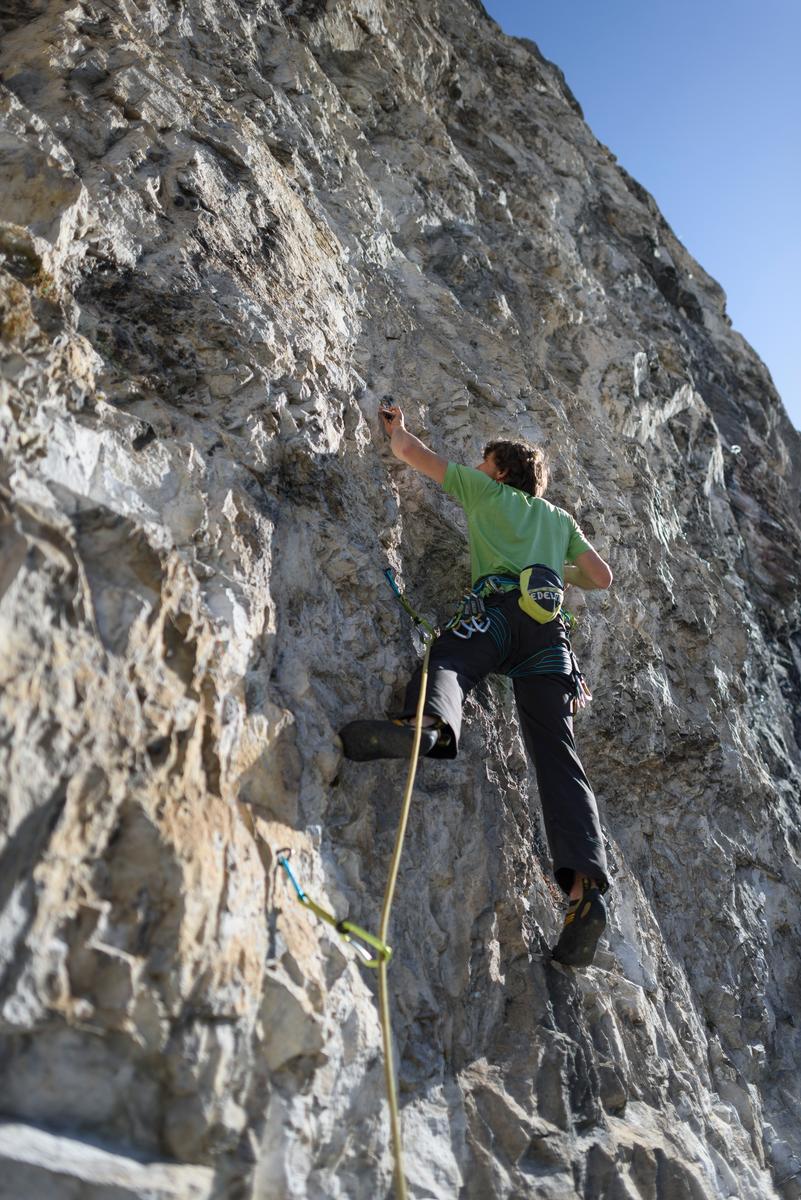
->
<box><xmin>1</xmin><ymin>0</ymin><xmax>800</xmax><ymax>1197</ymax></box>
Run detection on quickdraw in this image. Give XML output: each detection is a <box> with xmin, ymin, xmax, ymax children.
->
<box><xmin>447</xmin><ymin>589</ymin><xmax>491</xmax><ymax>638</ymax></box>
<box><xmin>383</xmin><ymin>567</ymin><xmax>436</xmax><ymax>638</ymax></box>
<box><xmin>276</xmin><ymin>852</ymin><xmax>391</xmax><ymax>967</ymax></box>
<box><xmin>444</xmin><ymin>573</ymin><xmax>516</xmax><ymax>639</ymax></box>
<box><xmin>570</xmin><ymin>650</ymin><xmax>593</xmax><ymax>713</ymax></box>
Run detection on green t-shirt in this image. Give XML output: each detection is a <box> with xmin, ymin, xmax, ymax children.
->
<box><xmin>442</xmin><ymin>463</ymin><xmax>592</xmax><ymax>586</ymax></box>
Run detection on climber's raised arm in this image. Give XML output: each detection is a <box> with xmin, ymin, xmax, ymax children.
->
<box><xmin>380</xmin><ymin>403</ymin><xmax>448</xmax><ymax>484</ymax></box>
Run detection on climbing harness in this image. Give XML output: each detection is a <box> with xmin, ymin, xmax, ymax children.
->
<box><xmin>276</xmin><ymin>568</ymin><xmax>435</xmax><ymax>1200</ymax></box>
<box><xmin>446</xmin><ymin>568</ymin><xmax>592</xmax><ymax>713</ymax></box>
<box><xmin>447</xmin><ymin>564</ymin><xmax>563</xmax><ymax>638</ymax></box>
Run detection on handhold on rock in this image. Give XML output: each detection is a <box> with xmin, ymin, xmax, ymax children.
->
<box><xmin>132</xmin><ymin>423</ymin><xmax>157</xmax><ymax>451</ymax></box>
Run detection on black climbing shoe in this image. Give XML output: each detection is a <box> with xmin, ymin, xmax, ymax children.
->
<box><xmin>339</xmin><ymin>720</ymin><xmax>440</xmax><ymax>762</ymax></box>
<box><xmin>552</xmin><ymin>880</ymin><xmax>606</xmax><ymax>968</ymax></box>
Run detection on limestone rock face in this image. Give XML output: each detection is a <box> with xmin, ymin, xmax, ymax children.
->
<box><xmin>1</xmin><ymin>1</ymin><xmax>800</xmax><ymax>1197</ymax></box>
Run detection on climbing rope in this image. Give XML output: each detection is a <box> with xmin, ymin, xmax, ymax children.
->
<box><xmin>276</xmin><ymin>568</ymin><xmax>435</xmax><ymax>1200</ymax></box>
<box><xmin>377</xmin><ymin>626</ymin><xmax>433</xmax><ymax>1200</ymax></box>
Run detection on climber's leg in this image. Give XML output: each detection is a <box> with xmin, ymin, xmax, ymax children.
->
<box><xmin>338</xmin><ymin>720</ymin><xmax>441</xmax><ymax>762</ymax></box>
<box><xmin>512</xmin><ymin>672</ymin><xmax>608</xmax><ymax>965</ymax></box>
<box><xmin>395</xmin><ymin>602</ymin><xmax>512</xmax><ymax>759</ymax></box>
<box><xmin>512</xmin><ymin>673</ymin><xmax>608</xmax><ymax>892</ymax></box>
<box><xmin>340</xmin><ymin>602</ymin><xmax>511</xmax><ymax>762</ymax></box>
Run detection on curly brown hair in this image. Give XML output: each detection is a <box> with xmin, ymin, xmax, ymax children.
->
<box><xmin>483</xmin><ymin>440</ymin><xmax>549</xmax><ymax>497</ymax></box>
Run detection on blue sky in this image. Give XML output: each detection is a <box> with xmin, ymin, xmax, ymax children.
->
<box><xmin>482</xmin><ymin>0</ymin><xmax>801</xmax><ymax>430</ymax></box>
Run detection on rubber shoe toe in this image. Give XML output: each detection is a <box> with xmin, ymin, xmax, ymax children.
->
<box><xmin>552</xmin><ymin>887</ymin><xmax>606</xmax><ymax>968</ymax></box>
<box><xmin>340</xmin><ymin>720</ymin><xmax>439</xmax><ymax>761</ymax></box>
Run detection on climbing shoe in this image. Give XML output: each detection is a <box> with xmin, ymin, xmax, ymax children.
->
<box><xmin>552</xmin><ymin>879</ymin><xmax>606</xmax><ymax>968</ymax></box>
<box><xmin>339</xmin><ymin>719</ymin><xmax>440</xmax><ymax>762</ymax></box>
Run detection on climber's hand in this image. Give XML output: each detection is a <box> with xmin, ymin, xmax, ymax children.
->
<box><xmin>379</xmin><ymin>402</ymin><xmax>405</xmax><ymax>435</ymax></box>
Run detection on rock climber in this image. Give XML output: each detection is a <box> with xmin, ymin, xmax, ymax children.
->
<box><xmin>340</xmin><ymin>403</ymin><xmax>613</xmax><ymax>967</ymax></box>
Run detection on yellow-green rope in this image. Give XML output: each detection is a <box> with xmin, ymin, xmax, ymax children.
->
<box><xmin>376</xmin><ymin>632</ymin><xmax>433</xmax><ymax>1200</ymax></box>
<box><xmin>277</xmin><ymin>571</ymin><xmax>435</xmax><ymax>1200</ymax></box>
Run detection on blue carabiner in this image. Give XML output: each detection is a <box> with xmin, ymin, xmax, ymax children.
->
<box><xmin>383</xmin><ymin>567</ymin><xmax>402</xmax><ymax>597</ymax></box>
<box><xmin>277</xmin><ymin>853</ymin><xmax>306</xmax><ymax>901</ymax></box>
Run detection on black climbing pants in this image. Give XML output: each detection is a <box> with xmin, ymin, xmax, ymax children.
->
<box><xmin>399</xmin><ymin>589</ymin><xmax>609</xmax><ymax>894</ymax></box>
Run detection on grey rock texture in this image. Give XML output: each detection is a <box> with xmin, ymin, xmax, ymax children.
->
<box><xmin>1</xmin><ymin>0</ymin><xmax>800</xmax><ymax>1197</ymax></box>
